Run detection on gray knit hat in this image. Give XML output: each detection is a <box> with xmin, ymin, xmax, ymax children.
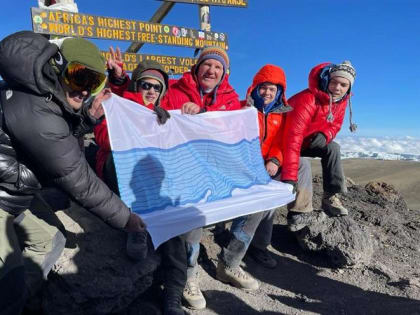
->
<box><xmin>327</xmin><ymin>60</ymin><xmax>357</xmax><ymax>133</ymax></box>
<box><xmin>329</xmin><ymin>60</ymin><xmax>356</xmax><ymax>87</ymax></box>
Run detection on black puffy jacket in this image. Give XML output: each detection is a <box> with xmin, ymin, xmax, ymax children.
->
<box><xmin>0</xmin><ymin>31</ymin><xmax>130</xmax><ymax>228</ymax></box>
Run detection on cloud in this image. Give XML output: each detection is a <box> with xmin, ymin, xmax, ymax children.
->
<box><xmin>336</xmin><ymin>136</ymin><xmax>420</xmax><ymax>161</ymax></box>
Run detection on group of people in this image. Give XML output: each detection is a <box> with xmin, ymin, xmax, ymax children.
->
<box><xmin>0</xmin><ymin>31</ymin><xmax>356</xmax><ymax>315</ymax></box>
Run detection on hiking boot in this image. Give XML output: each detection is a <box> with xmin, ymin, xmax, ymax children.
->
<box><xmin>163</xmin><ymin>291</ymin><xmax>185</xmax><ymax>315</ymax></box>
<box><xmin>322</xmin><ymin>193</ymin><xmax>349</xmax><ymax>216</ymax></box>
<box><xmin>126</xmin><ymin>230</ymin><xmax>148</xmax><ymax>261</ymax></box>
<box><xmin>216</xmin><ymin>260</ymin><xmax>259</xmax><ymax>291</ymax></box>
<box><xmin>182</xmin><ymin>277</ymin><xmax>206</xmax><ymax>310</ymax></box>
<box><xmin>247</xmin><ymin>246</ymin><xmax>277</xmax><ymax>269</ymax></box>
<box><xmin>287</xmin><ymin>211</ymin><xmax>327</xmax><ymax>232</ymax></box>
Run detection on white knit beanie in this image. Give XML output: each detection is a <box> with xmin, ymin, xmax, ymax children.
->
<box><xmin>329</xmin><ymin>60</ymin><xmax>356</xmax><ymax>87</ymax></box>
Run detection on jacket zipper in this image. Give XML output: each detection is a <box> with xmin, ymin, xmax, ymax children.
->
<box><xmin>262</xmin><ymin>113</ymin><xmax>269</xmax><ymax>142</ymax></box>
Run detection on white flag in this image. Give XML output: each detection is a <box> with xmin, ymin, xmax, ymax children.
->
<box><xmin>103</xmin><ymin>94</ymin><xmax>294</xmax><ymax>248</ymax></box>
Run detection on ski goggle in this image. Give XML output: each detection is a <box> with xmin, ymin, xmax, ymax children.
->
<box><xmin>63</xmin><ymin>63</ymin><xmax>107</xmax><ymax>96</ymax></box>
<box><xmin>137</xmin><ymin>81</ymin><xmax>162</xmax><ymax>93</ymax></box>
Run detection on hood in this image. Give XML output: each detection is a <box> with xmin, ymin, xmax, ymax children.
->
<box><xmin>308</xmin><ymin>62</ymin><xmax>350</xmax><ymax>104</ymax></box>
<box><xmin>129</xmin><ymin>60</ymin><xmax>168</xmax><ymax>91</ymax></box>
<box><xmin>245</xmin><ymin>64</ymin><xmax>289</xmax><ymax>113</ymax></box>
<box><xmin>129</xmin><ymin>60</ymin><xmax>169</xmax><ymax>106</ymax></box>
<box><xmin>0</xmin><ymin>31</ymin><xmax>63</xmax><ymax>97</ymax></box>
<box><xmin>0</xmin><ymin>31</ymin><xmax>81</xmax><ymax>114</ymax></box>
<box><xmin>246</xmin><ymin>64</ymin><xmax>288</xmax><ymax>106</ymax></box>
<box><xmin>308</xmin><ymin>62</ymin><xmax>330</xmax><ymax>103</ymax></box>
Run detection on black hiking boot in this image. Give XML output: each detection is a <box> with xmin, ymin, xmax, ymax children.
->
<box><xmin>247</xmin><ymin>246</ymin><xmax>277</xmax><ymax>269</ymax></box>
<box><xmin>163</xmin><ymin>291</ymin><xmax>185</xmax><ymax>315</ymax></box>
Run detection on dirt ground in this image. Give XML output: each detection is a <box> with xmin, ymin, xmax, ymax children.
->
<box><xmin>182</xmin><ymin>167</ymin><xmax>420</xmax><ymax>315</ymax></box>
<box><xmin>311</xmin><ymin>158</ymin><xmax>420</xmax><ymax>210</ymax></box>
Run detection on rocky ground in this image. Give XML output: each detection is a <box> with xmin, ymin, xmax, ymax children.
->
<box><xmin>184</xmin><ymin>176</ymin><xmax>420</xmax><ymax>315</ymax></box>
<box><xmin>32</xmin><ymin>172</ymin><xmax>420</xmax><ymax>315</ymax></box>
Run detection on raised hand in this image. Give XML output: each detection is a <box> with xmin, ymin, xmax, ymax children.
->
<box><xmin>107</xmin><ymin>46</ymin><xmax>124</xmax><ymax>79</ymax></box>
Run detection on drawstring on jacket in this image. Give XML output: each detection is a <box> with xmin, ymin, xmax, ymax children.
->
<box><xmin>348</xmin><ymin>95</ymin><xmax>357</xmax><ymax>132</ymax></box>
<box><xmin>326</xmin><ymin>93</ymin><xmax>334</xmax><ymax>122</ymax></box>
<box><xmin>326</xmin><ymin>92</ymin><xmax>357</xmax><ymax>132</ymax></box>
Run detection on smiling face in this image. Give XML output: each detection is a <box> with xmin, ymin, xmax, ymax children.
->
<box><xmin>328</xmin><ymin>76</ymin><xmax>351</xmax><ymax>101</ymax></box>
<box><xmin>258</xmin><ymin>82</ymin><xmax>278</xmax><ymax>105</ymax></box>
<box><xmin>138</xmin><ymin>78</ymin><xmax>162</xmax><ymax>105</ymax></box>
<box><xmin>196</xmin><ymin>59</ymin><xmax>224</xmax><ymax>91</ymax></box>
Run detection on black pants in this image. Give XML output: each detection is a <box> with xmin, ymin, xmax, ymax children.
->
<box><xmin>157</xmin><ymin>236</ymin><xmax>187</xmax><ymax>296</ymax></box>
<box><xmin>103</xmin><ymin>154</ymin><xmax>120</xmax><ymax>196</ymax></box>
<box><xmin>103</xmin><ymin>155</ymin><xmax>187</xmax><ymax>296</ymax></box>
<box><xmin>301</xmin><ymin>141</ymin><xmax>346</xmax><ymax>194</ymax></box>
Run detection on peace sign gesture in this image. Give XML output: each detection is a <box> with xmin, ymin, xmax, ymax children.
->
<box><xmin>107</xmin><ymin>46</ymin><xmax>124</xmax><ymax>79</ymax></box>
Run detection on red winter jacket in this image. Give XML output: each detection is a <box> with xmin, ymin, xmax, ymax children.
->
<box><xmin>242</xmin><ymin>64</ymin><xmax>289</xmax><ymax>166</ymax></box>
<box><xmin>163</xmin><ymin>65</ymin><xmax>241</xmax><ymax>111</ymax></box>
<box><xmin>94</xmin><ymin>77</ymin><xmax>158</xmax><ymax>179</ymax></box>
<box><xmin>281</xmin><ymin>63</ymin><xmax>351</xmax><ymax>182</ymax></box>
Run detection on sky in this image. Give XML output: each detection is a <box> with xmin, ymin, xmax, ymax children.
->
<box><xmin>1</xmin><ymin>0</ymin><xmax>419</xmax><ymax>139</ymax></box>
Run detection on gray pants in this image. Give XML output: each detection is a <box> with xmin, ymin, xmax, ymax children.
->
<box><xmin>302</xmin><ymin>141</ymin><xmax>346</xmax><ymax>194</ymax></box>
<box><xmin>185</xmin><ymin>158</ymin><xmax>313</xmax><ymax>274</ymax></box>
<box><xmin>220</xmin><ymin>209</ymin><xmax>275</xmax><ymax>268</ymax></box>
<box><xmin>0</xmin><ymin>196</ymin><xmax>66</xmax><ymax>314</ymax></box>
<box><xmin>283</xmin><ymin>157</ymin><xmax>313</xmax><ymax>213</ymax></box>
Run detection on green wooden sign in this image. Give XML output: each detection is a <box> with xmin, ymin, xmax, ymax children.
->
<box><xmin>31</xmin><ymin>7</ymin><xmax>228</xmax><ymax>49</ymax></box>
<box><xmin>100</xmin><ymin>51</ymin><xmax>197</xmax><ymax>74</ymax></box>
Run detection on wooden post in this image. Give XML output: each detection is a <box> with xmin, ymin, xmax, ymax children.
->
<box><xmin>126</xmin><ymin>2</ymin><xmax>175</xmax><ymax>53</ymax></box>
<box><xmin>199</xmin><ymin>5</ymin><xmax>210</xmax><ymax>31</ymax></box>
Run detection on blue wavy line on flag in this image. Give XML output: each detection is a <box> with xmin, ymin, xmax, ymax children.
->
<box><xmin>112</xmin><ymin>137</ymin><xmax>270</xmax><ymax>215</ymax></box>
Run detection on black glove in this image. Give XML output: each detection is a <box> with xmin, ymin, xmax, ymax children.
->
<box><xmin>153</xmin><ymin>105</ymin><xmax>171</xmax><ymax>125</ymax></box>
<box><xmin>281</xmin><ymin>180</ymin><xmax>297</xmax><ymax>194</ymax></box>
<box><xmin>309</xmin><ymin>133</ymin><xmax>327</xmax><ymax>149</ymax></box>
<box><xmin>107</xmin><ymin>69</ymin><xmax>127</xmax><ymax>86</ymax></box>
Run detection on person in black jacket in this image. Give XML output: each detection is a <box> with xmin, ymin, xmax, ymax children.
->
<box><xmin>0</xmin><ymin>31</ymin><xmax>146</xmax><ymax>314</ymax></box>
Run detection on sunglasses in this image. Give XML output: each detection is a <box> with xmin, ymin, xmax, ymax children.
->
<box><xmin>63</xmin><ymin>63</ymin><xmax>106</xmax><ymax>96</ymax></box>
<box><xmin>138</xmin><ymin>81</ymin><xmax>162</xmax><ymax>93</ymax></box>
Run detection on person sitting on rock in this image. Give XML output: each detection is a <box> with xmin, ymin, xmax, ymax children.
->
<box><xmin>164</xmin><ymin>46</ymin><xmax>241</xmax><ymax>310</ymax></box>
<box><xmin>0</xmin><ymin>31</ymin><xmax>146</xmax><ymax>314</ymax></box>
<box><xmin>281</xmin><ymin>61</ymin><xmax>357</xmax><ymax>217</ymax></box>
<box><xmin>211</xmin><ymin>64</ymin><xmax>321</xmax><ymax>298</ymax></box>
<box><xmin>94</xmin><ymin>47</ymin><xmax>186</xmax><ymax>315</ymax></box>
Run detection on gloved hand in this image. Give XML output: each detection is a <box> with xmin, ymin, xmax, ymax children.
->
<box><xmin>309</xmin><ymin>133</ymin><xmax>327</xmax><ymax>149</ymax></box>
<box><xmin>282</xmin><ymin>180</ymin><xmax>297</xmax><ymax>194</ymax></box>
<box><xmin>154</xmin><ymin>105</ymin><xmax>171</xmax><ymax>125</ymax></box>
<box><xmin>124</xmin><ymin>212</ymin><xmax>147</xmax><ymax>232</ymax></box>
